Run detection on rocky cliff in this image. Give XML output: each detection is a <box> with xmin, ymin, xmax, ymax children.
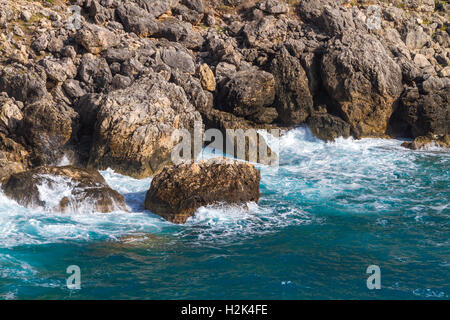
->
<box><xmin>0</xmin><ymin>0</ymin><xmax>448</xmax><ymax>180</ymax></box>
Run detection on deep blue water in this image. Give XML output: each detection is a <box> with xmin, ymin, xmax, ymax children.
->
<box><xmin>0</xmin><ymin>127</ymin><xmax>448</xmax><ymax>299</ymax></box>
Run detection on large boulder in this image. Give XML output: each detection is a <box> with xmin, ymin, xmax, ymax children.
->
<box><xmin>2</xmin><ymin>166</ymin><xmax>127</xmax><ymax>213</ymax></box>
<box><xmin>397</xmin><ymin>86</ymin><xmax>450</xmax><ymax>137</ymax></box>
<box><xmin>116</xmin><ymin>3</ymin><xmax>159</xmax><ymax>37</ymax></box>
<box><xmin>18</xmin><ymin>95</ymin><xmax>78</xmax><ymax>165</ymax></box>
<box><xmin>144</xmin><ymin>159</ymin><xmax>261</xmax><ymax>224</ymax></box>
<box><xmin>78</xmin><ymin>54</ymin><xmax>113</xmax><ymax>92</ymax></box>
<box><xmin>217</xmin><ymin>69</ymin><xmax>277</xmax><ymax>124</ymax></box>
<box><xmin>0</xmin><ymin>64</ymin><xmax>47</xmax><ymax>103</ymax></box>
<box><xmin>270</xmin><ymin>48</ymin><xmax>314</xmax><ymax>125</ymax></box>
<box><xmin>76</xmin><ymin>23</ymin><xmax>120</xmax><ymax>55</ymax></box>
<box><xmin>321</xmin><ymin>32</ymin><xmax>403</xmax><ymax>137</ymax></box>
<box><xmin>88</xmin><ymin>73</ymin><xmax>202</xmax><ymax>178</ymax></box>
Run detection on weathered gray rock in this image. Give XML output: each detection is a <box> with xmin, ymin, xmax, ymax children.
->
<box><xmin>398</xmin><ymin>86</ymin><xmax>450</xmax><ymax>137</ymax></box>
<box><xmin>258</xmin><ymin>0</ymin><xmax>289</xmax><ymax>15</ymax></box>
<box><xmin>76</xmin><ymin>23</ymin><xmax>120</xmax><ymax>54</ymax></box>
<box><xmin>40</xmin><ymin>58</ymin><xmax>77</xmax><ymax>83</ymax></box>
<box><xmin>78</xmin><ymin>54</ymin><xmax>113</xmax><ymax>91</ymax></box>
<box><xmin>161</xmin><ymin>48</ymin><xmax>195</xmax><ymax>74</ymax></box>
<box><xmin>321</xmin><ymin>32</ymin><xmax>403</xmax><ymax>136</ymax></box>
<box><xmin>0</xmin><ymin>65</ymin><xmax>47</xmax><ymax>103</ymax></box>
<box><xmin>88</xmin><ymin>73</ymin><xmax>202</xmax><ymax>178</ymax></box>
<box><xmin>271</xmin><ymin>48</ymin><xmax>313</xmax><ymax>125</ymax></box>
<box><xmin>0</xmin><ymin>133</ymin><xmax>29</xmax><ymax>182</ymax></box>
<box><xmin>0</xmin><ymin>92</ymin><xmax>23</xmax><ymax>134</ymax></box>
<box><xmin>218</xmin><ymin>69</ymin><xmax>276</xmax><ymax>124</ymax></box>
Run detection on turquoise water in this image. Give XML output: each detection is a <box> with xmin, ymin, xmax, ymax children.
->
<box><xmin>0</xmin><ymin>127</ymin><xmax>448</xmax><ymax>299</ymax></box>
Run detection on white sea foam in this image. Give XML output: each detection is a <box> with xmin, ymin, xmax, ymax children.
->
<box><xmin>0</xmin><ymin>127</ymin><xmax>447</xmax><ymax>249</ymax></box>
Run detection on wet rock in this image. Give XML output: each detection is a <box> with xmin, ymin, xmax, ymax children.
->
<box><xmin>307</xmin><ymin>113</ymin><xmax>351</xmax><ymax>142</ymax></box>
<box><xmin>88</xmin><ymin>73</ymin><xmax>202</xmax><ymax>178</ymax></box>
<box><xmin>402</xmin><ymin>134</ymin><xmax>450</xmax><ymax>150</ymax></box>
<box><xmin>2</xmin><ymin>166</ymin><xmax>127</xmax><ymax>213</ymax></box>
<box><xmin>144</xmin><ymin>159</ymin><xmax>261</xmax><ymax>224</ymax></box>
<box><xmin>401</xmin><ymin>134</ymin><xmax>450</xmax><ymax>150</ymax></box>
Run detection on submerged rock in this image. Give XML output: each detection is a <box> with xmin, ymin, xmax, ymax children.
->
<box><xmin>144</xmin><ymin>159</ymin><xmax>261</xmax><ymax>224</ymax></box>
<box><xmin>401</xmin><ymin>135</ymin><xmax>450</xmax><ymax>150</ymax></box>
<box><xmin>2</xmin><ymin>166</ymin><xmax>127</xmax><ymax>213</ymax></box>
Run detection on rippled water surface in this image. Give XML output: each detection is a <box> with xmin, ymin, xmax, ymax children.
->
<box><xmin>0</xmin><ymin>127</ymin><xmax>448</xmax><ymax>299</ymax></box>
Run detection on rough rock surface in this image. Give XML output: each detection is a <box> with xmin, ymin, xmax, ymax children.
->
<box><xmin>217</xmin><ymin>69</ymin><xmax>276</xmax><ymax>124</ymax></box>
<box><xmin>0</xmin><ymin>0</ymin><xmax>448</xmax><ymax>182</ymax></box>
<box><xmin>321</xmin><ymin>32</ymin><xmax>403</xmax><ymax>137</ymax></box>
<box><xmin>308</xmin><ymin>113</ymin><xmax>351</xmax><ymax>142</ymax></box>
<box><xmin>396</xmin><ymin>85</ymin><xmax>450</xmax><ymax>137</ymax></box>
<box><xmin>144</xmin><ymin>159</ymin><xmax>261</xmax><ymax>224</ymax></box>
<box><xmin>88</xmin><ymin>73</ymin><xmax>202</xmax><ymax>178</ymax></box>
<box><xmin>2</xmin><ymin>166</ymin><xmax>127</xmax><ymax>213</ymax></box>
<box><xmin>401</xmin><ymin>134</ymin><xmax>450</xmax><ymax>150</ymax></box>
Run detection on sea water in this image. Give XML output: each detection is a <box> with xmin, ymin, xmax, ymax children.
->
<box><xmin>0</xmin><ymin>127</ymin><xmax>448</xmax><ymax>299</ymax></box>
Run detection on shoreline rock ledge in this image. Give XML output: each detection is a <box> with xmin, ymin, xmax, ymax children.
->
<box><xmin>144</xmin><ymin>159</ymin><xmax>261</xmax><ymax>224</ymax></box>
<box><xmin>2</xmin><ymin>166</ymin><xmax>128</xmax><ymax>213</ymax></box>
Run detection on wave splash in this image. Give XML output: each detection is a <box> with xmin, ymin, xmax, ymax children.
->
<box><xmin>0</xmin><ymin>127</ymin><xmax>448</xmax><ymax>249</ymax></box>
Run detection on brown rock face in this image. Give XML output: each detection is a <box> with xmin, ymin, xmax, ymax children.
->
<box><xmin>2</xmin><ymin>166</ymin><xmax>127</xmax><ymax>213</ymax></box>
<box><xmin>144</xmin><ymin>159</ymin><xmax>261</xmax><ymax>224</ymax></box>
<box><xmin>0</xmin><ymin>133</ymin><xmax>29</xmax><ymax>182</ymax></box>
<box><xmin>321</xmin><ymin>32</ymin><xmax>403</xmax><ymax>137</ymax></box>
